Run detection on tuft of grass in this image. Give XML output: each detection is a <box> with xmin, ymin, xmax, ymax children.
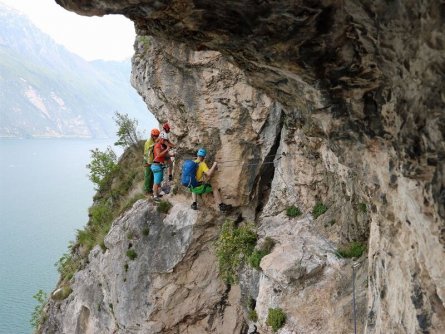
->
<box><xmin>246</xmin><ymin>296</ymin><xmax>258</xmax><ymax>322</ymax></box>
<box><xmin>267</xmin><ymin>308</ymin><xmax>286</xmax><ymax>332</ymax></box>
<box><xmin>247</xmin><ymin>296</ymin><xmax>256</xmax><ymax>310</ymax></box>
<box><xmin>55</xmin><ymin>251</ymin><xmax>82</xmax><ymax>283</ymax></box>
<box><xmin>312</xmin><ymin>202</ymin><xmax>328</xmax><ymax>219</ymax></box>
<box><xmin>142</xmin><ymin>227</ymin><xmax>150</xmax><ymax>236</ymax></box>
<box><xmin>286</xmin><ymin>205</ymin><xmax>302</xmax><ymax>217</ymax></box>
<box><xmin>126</xmin><ymin>249</ymin><xmax>137</xmax><ymax>261</ymax></box>
<box><xmin>336</xmin><ymin>242</ymin><xmax>366</xmax><ymax>258</ymax></box>
<box><xmin>157</xmin><ymin>200</ymin><xmax>172</xmax><ymax>214</ymax></box>
<box><xmin>124</xmin><ymin>263</ymin><xmax>129</xmax><ymax>272</ymax></box>
<box><xmin>215</xmin><ymin>221</ymin><xmax>257</xmax><ymax>284</ymax></box>
<box><xmin>358</xmin><ymin>202</ymin><xmax>367</xmax><ymax>213</ymax></box>
<box><xmin>248</xmin><ymin>237</ymin><xmax>275</xmax><ymax>270</ymax></box>
<box><xmin>248</xmin><ymin>250</ymin><xmax>268</xmax><ymax>269</ymax></box>
<box><xmin>248</xmin><ymin>309</ymin><xmax>258</xmax><ymax>322</ymax></box>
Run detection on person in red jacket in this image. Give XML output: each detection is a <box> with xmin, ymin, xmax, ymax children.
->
<box><xmin>161</xmin><ymin>122</ymin><xmax>175</xmax><ymax>181</ymax></box>
<box><xmin>150</xmin><ymin>132</ymin><xmax>170</xmax><ymax>200</ymax></box>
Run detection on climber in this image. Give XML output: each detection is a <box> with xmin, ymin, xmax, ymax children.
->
<box><xmin>189</xmin><ymin>148</ymin><xmax>232</xmax><ymax>212</ymax></box>
<box><xmin>161</xmin><ymin>122</ymin><xmax>175</xmax><ymax>181</ymax></box>
<box><xmin>151</xmin><ymin>132</ymin><xmax>171</xmax><ymax>200</ymax></box>
<box><xmin>143</xmin><ymin>128</ymin><xmax>160</xmax><ymax>194</ymax></box>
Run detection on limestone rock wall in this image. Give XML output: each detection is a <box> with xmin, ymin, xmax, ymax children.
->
<box><xmin>42</xmin><ymin>200</ymin><xmax>246</xmax><ymax>333</ymax></box>
<box><xmin>48</xmin><ymin>1</ymin><xmax>445</xmax><ymax>333</ymax></box>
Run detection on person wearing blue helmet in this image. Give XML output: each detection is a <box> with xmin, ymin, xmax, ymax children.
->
<box><xmin>190</xmin><ymin>148</ymin><xmax>231</xmax><ymax>212</ymax></box>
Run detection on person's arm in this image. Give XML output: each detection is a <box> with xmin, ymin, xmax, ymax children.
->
<box><xmin>203</xmin><ymin>162</ymin><xmax>217</xmax><ymax>178</ymax></box>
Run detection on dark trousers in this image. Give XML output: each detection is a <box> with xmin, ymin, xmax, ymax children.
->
<box><xmin>144</xmin><ymin>164</ymin><xmax>153</xmax><ymax>193</ymax></box>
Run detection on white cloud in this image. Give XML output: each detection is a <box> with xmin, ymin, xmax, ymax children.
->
<box><xmin>1</xmin><ymin>0</ymin><xmax>135</xmax><ymax>61</ymax></box>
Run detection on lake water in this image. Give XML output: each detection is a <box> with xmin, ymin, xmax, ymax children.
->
<box><xmin>0</xmin><ymin>139</ymin><xmax>118</xmax><ymax>334</ymax></box>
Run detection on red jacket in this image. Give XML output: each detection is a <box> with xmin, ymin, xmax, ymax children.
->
<box><xmin>153</xmin><ymin>142</ymin><xmax>168</xmax><ymax>163</ymax></box>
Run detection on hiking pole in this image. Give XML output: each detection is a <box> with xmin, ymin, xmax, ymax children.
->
<box><xmin>352</xmin><ymin>261</ymin><xmax>361</xmax><ymax>334</ymax></box>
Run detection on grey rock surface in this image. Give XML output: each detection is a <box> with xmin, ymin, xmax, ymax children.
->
<box><xmin>46</xmin><ymin>1</ymin><xmax>445</xmax><ymax>333</ymax></box>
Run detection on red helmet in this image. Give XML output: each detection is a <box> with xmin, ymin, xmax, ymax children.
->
<box><xmin>151</xmin><ymin>128</ymin><xmax>160</xmax><ymax>137</ymax></box>
<box><xmin>163</xmin><ymin>122</ymin><xmax>170</xmax><ymax>132</ymax></box>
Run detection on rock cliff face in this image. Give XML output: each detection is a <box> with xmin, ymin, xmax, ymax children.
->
<box><xmin>46</xmin><ymin>1</ymin><xmax>445</xmax><ymax>333</ymax></box>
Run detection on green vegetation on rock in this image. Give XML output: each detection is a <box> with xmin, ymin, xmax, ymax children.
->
<box><xmin>215</xmin><ymin>221</ymin><xmax>257</xmax><ymax>284</ymax></box>
<box><xmin>248</xmin><ymin>309</ymin><xmax>258</xmax><ymax>322</ymax></box>
<box><xmin>337</xmin><ymin>241</ymin><xmax>366</xmax><ymax>258</ymax></box>
<box><xmin>266</xmin><ymin>307</ymin><xmax>286</xmax><ymax>332</ymax></box>
<box><xmin>312</xmin><ymin>202</ymin><xmax>328</xmax><ymax>219</ymax></box>
<box><xmin>126</xmin><ymin>249</ymin><xmax>137</xmax><ymax>261</ymax></box>
<box><xmin>56</xmin><ymin>137</ymin><xmax>146</xmax><ymax>285</ymax></box>
<box><xmin>248</xmin><ymin>237</ymin><xmax>275</xmax><ymax>270</ymax></box>
<box><xmin>157</xmin><ymin>200</ymin><xmax>173</xmax><ymax>214</ymax></box>
<box><xmin>30</xmin><ymin>289</ymin><xmax>47</xmax><ymax>331</ymax></box>
<box><xmin>286</xmin><ymin>205</ymin><xmax>302</xmax><ymax>217</ymax></box>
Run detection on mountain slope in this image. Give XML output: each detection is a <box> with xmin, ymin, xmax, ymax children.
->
<box><xmin>0</xmin><ymin>3</ymin><xmax>154</xmax><ymax>138</ymax></box>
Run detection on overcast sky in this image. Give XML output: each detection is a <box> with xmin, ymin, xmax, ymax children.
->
<box><xmin>1</xmin><ymin>0</ymin><xmax>135</xmax><ymax>61</ymax></box>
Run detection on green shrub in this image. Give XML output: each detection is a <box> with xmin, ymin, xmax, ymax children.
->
<box><xmin>215</xmin><ymin>221</ymin><xmax>257</xmax><ymax>284</ymax></box>
<box><xmin>126</xmin><ymin>249</ymin><xmax>137</xmax><ymax>260</ymax></box>
<box><xmin>337</xmin><ymin>242</ymin><xmax>366</xmax><ymax>258</ymax></box>
<box><xmin>143</xmin><ymin>227</ymin><xmax>150</xmax><ymax>236</ymax></box>
<box><xmin>266</xmin><ymin>308</ymin><xmax>286</xmax><ymax>332</ymax></box>
<box><xmin>157</xmin><ymin>200</ymin><xmax>172</xmax><ymax>214</ymax></box>
<box><xmin>30</xmin><ymin>289</ymin><xmax>47</xmax><ymax>330</ymax></box>
<box><xmin>86</xmin><ymin>147</ymin><xmax>118</xmax><ymax>190</ymax></box>
<box><xmin>286</xmin><ymin>205</ymin><xmax>302</xmax><ymax>217</ymax></box>
<box><xmin>312</xmin><ymin>202</ymin><xmax>328</xmax><ymax>219</ymax></box>
<box><xmin>248</xmin><ymin>309</ymin><xmax>258</xmax><ymax>322</ymax></box>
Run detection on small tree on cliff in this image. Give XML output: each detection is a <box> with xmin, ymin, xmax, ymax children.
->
<box><xmin>113</xmin><ymin>112</ymin><xmax>141</xmax><ymax>149</ymax></box>
<box><xmin>86</xmin><ymin>146</ymin><xmax>118</xmax><ymax>190</ymax></box>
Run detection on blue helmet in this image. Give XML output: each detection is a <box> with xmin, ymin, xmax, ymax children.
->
<box><xmin>197</xmin><ymin>148</ymin><xmax>207</xmax><ymax>157</ymax></box>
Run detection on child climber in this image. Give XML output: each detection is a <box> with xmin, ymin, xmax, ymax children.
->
<box><xmin>189</xmin><ymin>148</ymin><xmax>231</xmax><ymax>212</ymax></box>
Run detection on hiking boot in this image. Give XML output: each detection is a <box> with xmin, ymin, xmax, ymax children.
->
<box><xmin>153</xmin><ymin>194</ymin><xmax>163</xmax><ymax>202</ymax></box>
<box><xmin>219</xmin><ymin>203</ymin><xmax>232</xmax><ymax>212</ymax></box>
<box><xmin>191</xmin><ymin>202</ymin><xmax>198</xmax><ymax>210</ymax></box>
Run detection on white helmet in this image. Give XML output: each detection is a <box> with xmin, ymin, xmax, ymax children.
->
<box><xmin>160</xmin><ymin>131</ymin><xmax>169</xmax><ymax>140</ymax></box>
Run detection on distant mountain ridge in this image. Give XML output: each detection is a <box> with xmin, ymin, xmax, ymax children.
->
<box><xmin>0</xmin><ymin>3</ymin><xmax>154</xmax><ymax>138</ymax></box>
